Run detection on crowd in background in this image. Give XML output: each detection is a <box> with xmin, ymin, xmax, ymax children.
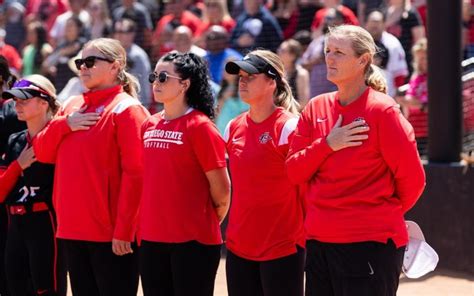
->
<box><xmin>0</xmin><ymin>0</ymin><xmax>473</xmax><ymax>152</ymax></box>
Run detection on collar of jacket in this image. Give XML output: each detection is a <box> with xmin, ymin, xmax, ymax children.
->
<box><xmin>83</xmin><ymin>85</ymin><xmax>123</xmax><ymax>107</ymax></box>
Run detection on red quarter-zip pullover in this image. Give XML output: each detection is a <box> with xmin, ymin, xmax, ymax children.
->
<box><xmin>33</xmin><ymin>85</ymin><xmax>149</xmax><ymax>242</ymax></box>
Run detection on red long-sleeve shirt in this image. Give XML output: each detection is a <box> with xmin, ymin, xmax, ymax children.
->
<box><xmin>33</xmin><ymin>85</ymin><xmax>149</xmax><ymax>242</ymax></box>
<box><xmin>0</xmin><ymin>161</ymin><xmax>21</xmax><ymax>202</ymax></box>
<box><xmin>286</xmin><ymin>88</ymin><xmax>425</xmax><ymax>247</ymax></box>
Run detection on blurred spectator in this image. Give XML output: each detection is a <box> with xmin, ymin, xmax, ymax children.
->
<box><xmin>183</xmin><ymin>0</ymin><xmax>206</xmax><ymax>18</ymax></box>
<box><xmin>341</xmin><ymin>0</ymin><xmax>357</xmax><ymax>14</ymax></box>
<box><xmin>172</xmin><ymin>25</ymin><xmax>206</xmax><ymax>57</ymax></box>
<box><xmin>0</xmin><ymin>55</ymin><xmax>24</xmax><ymax>157</ymax></box>
<box><xmin>365</xmin><ymin>10</ymin><xmax>408</xmax><ymax>97</ymax></box>
<box><xmin>292</xmin><ymin>29</ymin><xmax>312</xmax><ymax>56</ymax></box>
<box><xmin>112</xmin><ymin>0</ymin><xmax>153</xmax><ymax>51</ymax></box>
<box><xmin>230</xmin><ymin>0</ymin><xmax>283</xmax><ymax>54</ymax></box>
<box><xmin>57</xmin><ymin>51</ymin><xmax>87</xmax><ymax>102</ymax></box>
<box><xmin>4</xmin><ymin>2</ymin><xmax>26</xmax><ymax>51</ymax></box>
<box><xmin>277</xmin><ymin>39</ymin><xmax>310</xmax><ymax>108</ymax></box>
<box><xmin>229</xmin><ymin>0</ymin><xmax>244</xmax><ymax>20</ymax></box>
<box><xmin>204</xmin><ymin>25</ymin><xmax>242</xmax><ymax>84</ymax></box>
<box><xmin>215</xmin><ymin>57</ymin><xmax>248</xmax><ymax>135</ymax></box>
<box><xmin>271</xmin><ymin>0</ymin><xmax>299</xmax><ymax>39</ymax></box>
<box><xmin>412</xmin><ymin>0</ymin><xmax>427</xmax><ymax>29</ymax></box>
<box><xmin>301</xmin><ymin>8</ymin><xmax>342</xmax><ymax>97</ymax></box>
<box><xmin>87</xmin><ymin>0</ymin><xmax>113</xmax><ymax>39</ymax></box>
<box><xmin>310</xmin><ymin>0</ymin><xmax>358</xmax><ymax>37</ymax></box>
<box><xmin>463</xmin><ymin>0</ymin><xmax>473</xmax><ymax>58</ymax></box>
<box><xmin>295</xmin><ymin>0</ymin><xmax>323</xmax><ymax>33</ymax></box>
<box><xmin>22</xmin><ymin>21</ymin><xmax>53</xmax><ymax>76</ymax></box>
<box><xmin>357</xmin><ymin>0</ymin><xmax>385</xmax><ymax>26</ymax></box>
<box><xmin>385</xmin><ymin>0</ymin><xmax>425</xmax><ymax>76</ymax></box>
<box><xmin>50</xmin><ymin>0</ymin><xmax>91</xmax><ymax>47</ymax></box>
<box><xmin>114</xmin><ymin>19</ymin><xmax>152</xmax><ymax>107</ymax></box>
<box><xmin>0</xmin><ymin>29</ymin><xmax>22</xmax><ymax>75</ymax></box>
<box><xmin>195</xmin><ymin>0</ymin><xmax>236</xmax><ymax>47</ymax></box>
<box><xmin>397</xmin><ymin>38</ymin><xmax>428</xmax><ymax>155</ymax></box>
<box><xmin>152</xmin><ymin>0</ymin><xmax>203</xmax><ymax>59</ymax></box>
<box><xmin>25</xmin><ymin>0</ymin><xmax>68</xmax><ymax>31</ymax></box>
<box><xmin>43</xmin><ymin>16</ymin><xmax>86</xmax><ymax>92</ymax></box>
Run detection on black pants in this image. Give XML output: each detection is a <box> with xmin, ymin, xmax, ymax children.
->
<box><xmin>226</xmin><ymin>247</ymin><xmax>305</xmax><ymax>296</ymax></box>
<box><xmin>305</xmin><ymin>239</ymin><xmax>405</xmax><ymax>296</ymax></box>
<box><xmin>0</xmin><ymin>206</ymin><xmax>8</xmax><ymax>295</ymax></box>
<box><xmin>61</xmin><ymin>239</ymin><xmax>138</xmax><ymax>296</ymax></box>
<box><xmin>140</xmin><ymin>240</ymin><xmax>221</xmax><ymax>296</ymax></box>
<box><xmin>4</xmin><ymin>210</ymin><xmax>66</xmax><ymax>296</ymax></box>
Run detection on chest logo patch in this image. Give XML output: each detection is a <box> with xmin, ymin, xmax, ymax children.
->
<box><xmin>95</xmin><ymin>105</ymin><xmax>105</xmax><ymax>113</ymax></box>
<box><xmin>259</xmin><ymin>132</ymin><xmax>272</xmax><ymax>144</ymax></box>
<box><xmin>354</xmin><ymin>116</ymin><xmax>369</xmax><ymax>127</ymax></box>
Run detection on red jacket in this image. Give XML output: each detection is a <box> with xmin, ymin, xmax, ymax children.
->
<box><xmin>287</xmin><ymin>88</ymin><xmax>425</xmax><ymax>247</ymax></box>
<box><xmin>33</xmin><ymin>85</ymin><xmax>149</xmax><ymax>242</ymax></box>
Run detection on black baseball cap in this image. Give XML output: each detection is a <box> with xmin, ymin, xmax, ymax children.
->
<box><xmin>2</xmin><ymin>75</ymin><xmax>55</xmax><ymax>102</ymax></box>
<box><xmin>225</xmin><ymin>54</ymin><xmax>280</xmax><ymax>80</ymax></box>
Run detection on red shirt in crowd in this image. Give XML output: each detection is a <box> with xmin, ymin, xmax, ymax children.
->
<box><xmin>311</xmin><ymin>6</ymin><xmax>359</xmax><ymax>32</ymax></box>
<box><xmin>287</xmin><ymin>88</ymin><xmax>425</xmax><ymax>248</ymax></box>
<box><xmin>224</xmin><ymin>108</ymin><xmax>305</xmax><ymax>261</ymax></box>
<box><xmin>0</xmin><ymin>44</ymin><xmax>22</xmax><ymax>74</ymax></box>
<box><xmin>140</xmin><ymin>109</ymin><xmax>226</xmax><ymax>245</ymax></box>
<box><xmin>33</xmin><ymin>85</ymin><xmax>149</xmax><ymax>242</ymax></box>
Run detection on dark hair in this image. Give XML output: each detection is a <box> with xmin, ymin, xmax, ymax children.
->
<box><xmin>67</xmin><ymin>16</ymin><xmax>85</xmax><ymax>38</ymax></box>
<box><xmin>30</xmin><ymin>22</ymin><xmax>48</xmax><ymax>70</ymax></box>
<box><xmin>161</xmin><ymin>52</ymin><xmax>215</xmax><ymax>119</ymax></box>
<box><xmin>0</xmin><ymin>55</ymin><xmax>17</xmax><ymax>89</ymax></box>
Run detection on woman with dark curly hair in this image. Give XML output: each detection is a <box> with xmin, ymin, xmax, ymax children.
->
<box><xmin>140</xmin><ymin>51</ymin><xmax>231</xmax><ymax>296</ymax></box>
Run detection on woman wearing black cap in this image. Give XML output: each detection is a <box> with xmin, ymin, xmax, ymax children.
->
<box><xmin>0</xmin><ymin>74</ymin><xmax>64</xmax><ymax>296</ymax></box>
<box><xmin>223</xmin><ymin>50</ymin><xmax>305</xmax><ymax>296</ymax></box>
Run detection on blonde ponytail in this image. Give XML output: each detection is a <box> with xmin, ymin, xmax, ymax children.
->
<box><xmin>365</xmin><ymin>64</ymin><xmax>387</xmax><ymax>94</ymax></box>
<box><xmin>250</xmin><ymin>49</ymin><xmax>300</xmax><ymax>115</ymax></box>
<box><xmin>274</xmin><ymin>77</ymin><xmax>300</xmax><ymax>115</ymax></box>
<box><xmin>118</xmin><ymin>70</ymin><xmax>140</xmax><ymax>98</ymax></box>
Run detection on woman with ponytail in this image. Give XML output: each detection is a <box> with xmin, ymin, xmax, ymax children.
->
<box><xmin>140</xmin><ymin>51</ymin><xmax>230</xmax><ymax>296</ymax></box>
<box><xmin>287</xmin><ymin>25</ymin><xmax>425</xmax><ymax>296</ymax></box>
<box><xmin>32</xmin><ymin>38</ymin><xmax>149</xmax><ymax>296</ymax></box>
<box><xmin>223</xmin><ymin>49</ymin><xmax>305</xmax><ymax>296</ymax></box>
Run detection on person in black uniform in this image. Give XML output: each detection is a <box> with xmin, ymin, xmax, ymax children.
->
<box><xmin>0</xmin><ymin>55</ymin><xmax>26</xmax><ymax>296</ymax></box>
<box><xmin>0</xmin><ymin>74</ymin><xmax>62</xmax><ymax>296</ymax></box>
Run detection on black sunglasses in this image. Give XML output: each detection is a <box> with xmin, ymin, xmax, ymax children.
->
<box><xmin>148</xmin><ymin>71</ymin><xmax>182</xmax><ymax>84</ymax></box>
<box><xmin>74</xmin><ymin>56</ymin><xmax>114</xmax><ymax>70</ymax></box>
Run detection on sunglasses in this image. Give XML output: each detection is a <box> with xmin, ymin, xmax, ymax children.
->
<box><xmin>12</xmin><ymin>79</ymin><xmax>52</xmax><ymax>100</ymax></box>
<box><xmin>74</xmin><ymin>56</ymin><xmax>114</xmax><ymax>70</ymax></box>
<box><xmin>148</xmin><ymin>71</ymin><xmax>182</xmax><ymax>84</ymax></box>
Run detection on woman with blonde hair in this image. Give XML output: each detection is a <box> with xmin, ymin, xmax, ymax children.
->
<box><xmin>224</xmin><ymin>49</ymin><xmax>305</xmax><ymax>296</ymax></box>
<box><xmin>286</xmin><ymin>25</ymin><xmax>425</xmax><ymax>296</ymax></box>
<box><xmin>32</xmin><ymin>38</ymin><xmax>149</xmax><ymax>296</ymax></box>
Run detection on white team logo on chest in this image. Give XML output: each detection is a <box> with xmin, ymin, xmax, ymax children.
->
<box><xmin>143</xmin><ymin>129</ymin><xmax>184</xmax><ymax>149</ymax></box>
<box><xmin>95</xmin><ymin>105</ymin><xmax>105</xmax><ymax>113</ymax></box>
<box><xmin>258</xmin><ymin>132</ymin><xmax>272</xmax><ymax>144</ymax></box>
